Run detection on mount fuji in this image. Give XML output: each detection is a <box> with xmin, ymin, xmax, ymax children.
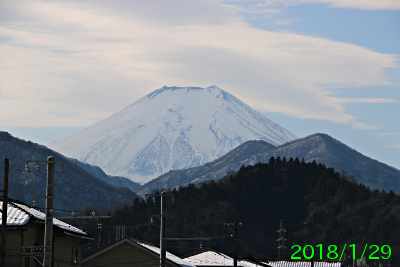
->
<box><xmin>48</xmin><ymin>86</ymin><xmax>297</xmax><ymax>183</ymax></box>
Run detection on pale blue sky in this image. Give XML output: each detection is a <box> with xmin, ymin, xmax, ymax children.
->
<box><xmin>240</xmin><ymin>1</ymin><xmax>400</xmax><ymax>169</ymax></box>
<box><xmin>1</xmin><ymin>0</ymin><xmax>399</xmax><ymax>170</ymax></box>
<box><xmin>243</xmin><ymin>3</ymin><xmax>400</xmax><ymax>54</ymax></box>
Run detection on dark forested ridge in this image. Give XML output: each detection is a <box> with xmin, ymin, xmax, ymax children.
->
<box><xmin>0</xmin><ymin>131</ymin><xmax>138</xmax><ymax>211</ymax></box>
<box><xmin>136</xmin><ymin>133</ymin><xmax>400</xmax><ymax>196</ymax></box>
<box><xmin>96</xmin><ymin>157</ymin><xmax>400</xmax><ymax>264</ymax></box>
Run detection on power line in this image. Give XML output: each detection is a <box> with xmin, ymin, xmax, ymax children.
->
<box><xmin>54</xmin><ymin>184</ymin><xmax>86</xmax><ymax>211</ymax></box>
<box><xmin>237</xmin><ymin>239</ymin><xmax>264</xmax><ymax>259</ymax></box>
<box><xmin>55</xmin><ymin>180</ymin><xmax>131</xmax><ymax>201</ymax></box>
<box><xmin>30</xmin><ymin>205</ymin><xmax>86</xmax><ymax>214</ymax></box>
<box><xmin>55</xmin><ymin>180</ymin><xmax>112</xmax><ymax>198</ymax></box>
<box><xmin>239</xmin><ymin>224</ymin><xmax>277</xmax><ymax>249</ymax></box>
<box><xmin>4</xmin><ymin>162</ymin><xmax>137</xmax><ymax>200</ymax></box>
<box><xmin>55</xmin><ymin>170</ymin><xmax>136</xmax><ymax>199</ymax></box>
<box><xmin>103</xmin><ymin>224</ymin><xmax>151</xmax><ymax>229</ymax></box>
<box><xmin>2</xmin><ymin>165</ymin><xmax>137</xmax><ymax>211</ymax></box>
<box><xmin>25</xmin><ymin>172</ymin><xmax>122</xmax><ymax>198</ymax></box>
<box><xmin>10</xmin><ymin>171</ymin><xmax>105</xmax><ymax>210</ymax></box>
<box><xmin>25</xmin><ymin>173</ymin><xmax>120</xmax><ymax>202</ymax></box>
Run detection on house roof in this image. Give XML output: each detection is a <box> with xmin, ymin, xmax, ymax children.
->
<box><xmin>184</xmin><ymin>250</ymin><xmax>234</xmax><ymax>266</ymax></box>
<box><xmin>81</xmin><ymin>237</ymin><xmax>195</xmax><ymax>267</ymax></box>
<box><xmin>0</xmin><ymin>198</ymin><xmax>87</xmax><ymax>236</ymax></box>
<box><xmin>136</xmin><ymin>240</ymin><xmax>195</xmax><ymax>267</ymax></box>
<box><xmin>183</xmin><ymin>250</ymin><xmax>263</xmax><ymax>267</ymax></box>
<box><xmin>266</xmin><ymin>261</ymin><xmax>341</xmax><ymax>267</ymax></box>
<box><xmin>183</xmin><ymin>251</ymin><xmax>341</xmax><ymax>267</ymax></box>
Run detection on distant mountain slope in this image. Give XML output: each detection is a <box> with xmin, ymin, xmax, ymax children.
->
<box><xmin>0</xmin><ymin>131</ymin><xmax>138</xmax><ymax>212</ymax></box>
<box><xmin>136</xmin><ymin>133</ymin><xmax>400</xmax><ymax>196</ymax></box>
<box><xmin>70</xmin><ymin>159</ymin><xmax>141</xmax><ymax>192</ymax></box>
<box><xmin>48</xmin><ymin>86</ymin><xmax>297</xmax><ymax>184</ymax></box>
<box><xmin>135</xmin><ymin>140</ymin><xmax>275</xmax><ymax>195</ymax></box>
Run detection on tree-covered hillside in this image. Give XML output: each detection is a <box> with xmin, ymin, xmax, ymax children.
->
<box><xmin>88</xmin><ymin>157</ymin><xmax>400</xmax><ymax>264</ymax></box>
<box><xmin>0</xmin><ymin>131</ymin><xmax>138</xmax><ymax>211</ymax></box>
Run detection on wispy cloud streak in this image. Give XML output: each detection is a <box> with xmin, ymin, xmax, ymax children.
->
<box><xmin>352</xmin><ymin>122</ymin><xmax>379</xmax><ymax>130</ymax></box>
<box><xmin>257</xmin><ymin>0</ymin><xmax>400</xmax><ymax>10</ymax></box>
<box><xmin>0</xmin><ymin>0</ymin><xmax>397</xmax><ymax>127</ymax></box>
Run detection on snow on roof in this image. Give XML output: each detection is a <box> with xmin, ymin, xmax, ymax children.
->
<box><xmin>0</xmin><ymin>200</ymin><xmax>87</xmax><ymax>236</ymax></box>
<box><xmin>183</xmin><ymin>250</ymin><xmax>259</xmax><ymax>266</ymax></box>
<box><xmin>184</xmin><ymin>250</ymin><xmax>234</xmax><ymax>266</ymax></box>
<box><xmin>314</xmin><ymin>263</ymin><xmax>341</xmax><ymax>267</ymax></box>
<box><xmin>136</xmin><ymin>240</ymin><xmax>195</xmax><ymax>267</ymax></box>
<box><xmin>0</xmin><ymin>202</ymin><xmax>30</xmax><ymax>226</ymax></box>
<box><xmin>267</xmin><ymin>262</ymin><xmax>310</xmax><ymax>267</ymax></box>
<box><xmin>238</xmin><ymin>259</ymin><xmax>268</xmax><ymax>267</ymax></box>
<box><xmin>184</xmin><ymin>252</ymin><xmax>341</xmax><ymax>267</ymax></box>
<box><xmin>267</xmin><ymin>261</ymin><xmax>341</xmax><ymax>267</ymax></box>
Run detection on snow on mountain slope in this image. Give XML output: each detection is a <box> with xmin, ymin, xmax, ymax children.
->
<box><xmin>48</xmin><ymin>86</ymin><xmax>297</xmax><ymax>183</ymax></box>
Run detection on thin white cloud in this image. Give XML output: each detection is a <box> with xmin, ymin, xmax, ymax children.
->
<box><xmin>273</xmin><ymin>19</ymin><xmax>293</xmax><ymax>25</ymax></box>
<box><xmin>352</xmin><ymin>122</ymin><xmax>379</xmax><ymax>130</ymax></box>
<box><xmin>260</xmin><ymin>0</ymin><xmax>400</xmax><ymax>10</ymax></box>
<box><xmin>260</xmin><ymin>9</ymin><xmax>282</xmax><ymax>14</ymax></box>
<box><xmin>337</xmin><ymin>98</ymin><xmax>396</xmax><ymax>104</ymax></box>
<box><xmin>309</xmin><ymin>0</ymin><xmax>400</xmax><ymax>10</ymax></box>
<box><xmin>377</xmin><ymin>132</ymin><xmax>400</xmax><ymax>136</ymax></box>
<box><xmin>388</xmin><ymin>144</ymin><xmax>400</xmax><ymax>149</ymax></box>
<box><xmin>0</xmin><ymin>0</ymin><xmax>397</xmax><ymax>127</ymax></box>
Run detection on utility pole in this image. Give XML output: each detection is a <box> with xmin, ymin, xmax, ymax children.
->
<box><xmin>26</xmin><ymin>157</ymin><xmax>63</xmax><ymax>267</ymax></box>
<box><xmin>146</xmin><ymin>191</ymin><xmax>172</xmax><ymax>267</ymax></box>
<box><xmin>0</xmin><ymin>158</ymin><xmax>9</xmax><ymax>267</ymax></box>
<box><xmin>225</xmin><ymin>222</ymin><xmax>241</xmax><ymax>267</ymax></box>
<box><xmin>146</xmin><ymin>192</ymin><xmax>214</xmax><ymax>266</ymax></box>
<box><xmin>234</xmin><ymin>223</ymin><xmax>238</xmax><ymax>267</ymax></box>
<box><xmin>44</xmin><ymin>156</ymin><xmax>55</xmax><ymax>267</ymax></box>
<box><xmin>160</xmin><ymin>192</ymin><xmax>167</xmax><ymax>267</ymax></box>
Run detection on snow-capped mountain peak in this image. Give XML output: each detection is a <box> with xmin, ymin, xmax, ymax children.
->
<box><xmin>48</xmin><ymin>86</ymin><xmax>297</xmax><ymax>183</ymax></box>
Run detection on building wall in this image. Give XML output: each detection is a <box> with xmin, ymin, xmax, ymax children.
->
<box><xmin>82</xmin><ymin>242</ymin><xmax>177</xmax><ymax>267</ymax></box>
<box><xmin>4</xmin><ymin>225</ymin><xmax>44</xmax><ymax>267</ymax></box>
<box><xmin>4</xmin><ymin>223</ymin><xmax>85</xmax><ymax>267</ymax></box>
<box><xmin>54</xmin><ymin>235</ymin><xmax>83</xmax><ymax>267</ymax></box>
<box><xmin>4</xmin><ymin>229</ymin><xmax>24</xmax><ymax>267</ymax></box>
